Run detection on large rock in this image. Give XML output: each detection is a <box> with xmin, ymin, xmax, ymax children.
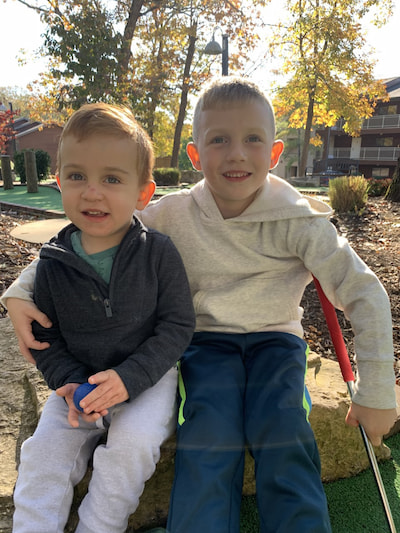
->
<box><xmin>1</xmin><ymin>317</ymin><xmax>399</xmax><ymax>532</ymax></box>
<box><xmin>306</xmin><ymin>354</ymin><xmax>397</xmax><ymax>481</ymax></box>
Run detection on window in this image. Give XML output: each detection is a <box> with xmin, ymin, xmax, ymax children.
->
<box><xmin>377</xmin><ymin>105</ymin><xmax>398</xmax><ymax>115</ymax></box>
<box><xmin>372</xmin><ymin>167</ymin><xmax>390</xmax><ymax>178</ymax></box>
<box><xmin>376</xmin><ymin>137</ymin><xmax>394</xmax><ymax>147</ymax></box>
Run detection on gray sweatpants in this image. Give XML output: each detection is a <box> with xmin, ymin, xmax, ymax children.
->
<box><xmin>13</xmin><ymin>366</ymin><xmax>178</xmax><ymax>533</ymax></box>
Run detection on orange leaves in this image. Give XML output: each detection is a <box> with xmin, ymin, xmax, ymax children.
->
<box><xmin>0</xmin><ymin>108</ymin><xmax>19</xmax><ymax>155</ymax></box>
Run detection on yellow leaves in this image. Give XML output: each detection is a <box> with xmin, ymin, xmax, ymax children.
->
<box><xmin>313</xmin><ymin>105</ymin><xmax>337</xmax><ymax>128</ymax></box>
<box><xmin>309</xmin><ymin>134</ymin><xmax>323</xmax><ymax>147</ymax></box>
<box><xmin>25</xmin><ymin>76</ymin><xmax>73</xmax><ymax>126</ymax></box>
<box><xmin>269</xmin><ymin>0</ymin><xmax>394</xmax><ymax>176</ymax></box>
<box><xmin>272</xmin><ymin>0</ymin><xmax>391</xmax><ymax>134</ymax></box>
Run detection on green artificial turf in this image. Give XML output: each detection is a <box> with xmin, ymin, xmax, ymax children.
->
<box><xmin>0</xmin><ymin>183</ymin><xmax>326</xmax><ymax>215</ymax></box>
<box><xmin>0</xmin><ymin>184</ymin><xmax>64</xmax><ymax>212</ymax></box>
<box><xmin>0</xmin><ymin>183</ymin><xmax>185</xmax><ymax>213</ymax></box>
<box><xmin>240</xmin><ymin>432</ymin><xmax>400</xmax><ymax>532</ymax></box>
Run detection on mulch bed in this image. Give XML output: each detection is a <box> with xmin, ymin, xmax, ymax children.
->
<box><xmin>0</xmin><ymin>208</ymin><xmax>41</xmax><ymax>315</ymax></box>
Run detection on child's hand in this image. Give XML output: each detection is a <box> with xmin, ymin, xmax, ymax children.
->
<box><xmin>80</xmin><ymin>369</ymin><xmax>129</xmax><ymax>415</ymax></box>
<box><xmin>345</xmin><ymin>403</ymin><xmax>398</xmax><ymax>446</ymax></box>
<box><xmin>7</xmin><ymin>298</ymin><xmax>52</xmax><ymax>362</ymax></box>
<box><xmin>56</xmin><ymin>383</ymin><xmax>103</xmax><ymax>428</ymax></box>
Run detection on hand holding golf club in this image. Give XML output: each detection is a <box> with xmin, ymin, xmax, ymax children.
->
<box><xmin>345</xmin><ymin>403</ymin><xmax>398</xmax><ymax>447</ymax></box>
<box><xmin>313</xmin><ymin>276</ymin><xmax>397</xmax><ymax>533</ymax></box>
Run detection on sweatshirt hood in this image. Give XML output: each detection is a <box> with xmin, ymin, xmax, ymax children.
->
<box><xmin>190</xmin><ymin>175</ymin><xmax>332</xmax><ymax>222</ymax></box>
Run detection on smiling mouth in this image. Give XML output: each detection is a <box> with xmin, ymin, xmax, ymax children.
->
<box><xmin>83</xmin><ymin>210</ymin><xmax>108</xmax><ymax>217</ymax></box>
<box><xmin>223</xmin><ymin>172</ymin><xmax>251</xmax><ymax>181</ymax></box>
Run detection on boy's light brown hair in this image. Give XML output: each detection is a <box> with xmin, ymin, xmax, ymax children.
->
<box><xmin>192</xmin><ymin>76</ymin><xmax>276</xmax><ymax>143</ymax></box>
<box><xmin>57</xmin><ymin>103</ymin><xmax>154</xmax><ymax>185</ymax></box>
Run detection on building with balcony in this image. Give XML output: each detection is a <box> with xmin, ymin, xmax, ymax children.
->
<box><xmin>313</xmin><ymin>76</ymin><xmax>400</xmax><ymax>179</ymax></box>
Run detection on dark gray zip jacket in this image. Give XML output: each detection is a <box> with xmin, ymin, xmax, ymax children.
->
<box><xmin>31</xmin><ymin>217</ymin><xmax>195</xmax><ymax>401</ymax></box>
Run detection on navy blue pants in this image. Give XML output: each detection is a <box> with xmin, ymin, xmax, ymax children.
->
<box><xmin>167</xmin><ymin>332</ymin><xmax>331</xmax><ymax>533</ymax></box>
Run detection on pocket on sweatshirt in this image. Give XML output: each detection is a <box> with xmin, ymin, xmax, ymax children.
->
<box><xmin>193</xmin><ymin>274</ymin><xmax>302</xmax><ymax>333</ymax></box>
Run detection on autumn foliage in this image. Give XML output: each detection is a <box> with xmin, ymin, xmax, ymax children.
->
<box><xmin>0</xmin><ymin>108</ymin><xmax>18</xmax><ymax>155</ymax></box>
<box><xmin>270</xmin><ymin>0</ymin><xmax>393</xmax><ymax>176</ymax></box>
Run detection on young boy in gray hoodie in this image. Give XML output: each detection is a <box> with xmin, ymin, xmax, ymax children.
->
<box><xmin>3</xmin><ymin>78</ymin><xmax>397</xmax><ymax>533</ymax></box>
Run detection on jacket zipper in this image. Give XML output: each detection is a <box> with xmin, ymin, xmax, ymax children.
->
<box><xmin>104</xmin><ymin>298</ymin><xmax>112</xmax><ymax>317</ymax></box>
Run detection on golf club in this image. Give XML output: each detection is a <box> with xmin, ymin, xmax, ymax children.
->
<box><xmin>313</xmin><ymin>276</ymin><xmax>397</xmax><ymax>533</ymax></box>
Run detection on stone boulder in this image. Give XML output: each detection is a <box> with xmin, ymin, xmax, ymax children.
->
<box><xmin>306</xmin><ymin>354</ymin><xmax>398</xmax><ymax>481</ymax></box>
<box><xmin>1</xmin><ymin>317</ymin><xmax>399</xmax><ymax>532</ymax></box>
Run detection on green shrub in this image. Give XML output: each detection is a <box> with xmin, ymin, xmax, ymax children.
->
<box><xmin>178</xmin><ymin>137</ymin><xmax>194</xmax><ymax>170</ymax></box>
<box><xmin>13</xmin><ymin>149</ymin><xmax>51</xmax><ymax>184</ymax></box>
<box><xmin>328</xmin><ymin>175</ymin><xmax>368</xmax><ymax>214</ymax></box>
<box><xmin>366</xmin><ymin>178</ymin><xmax>392</xmax><ymax>197</ymax></box>
<box><xmin>153</xmin><ymin>167</ymin><xmax>181</xmax><ymax>186</ymax></box>
<box><xmin>35</xmin><ymin>149</ymin><xmax>51</xmax><ymax>181</ymax></box>
<box><xmin>13</xmin><ymin>151</ymin><xmax>26</xmax><ymax>182</ymax></box>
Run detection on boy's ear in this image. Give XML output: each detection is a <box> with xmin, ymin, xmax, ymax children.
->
<box><xmin>186</xmin><ymin>142</ymin><xmax>202</xmax><ymax>171</ymax></box>
<box><xmin>136</xmin><ymin>180</ymin><xmax>156</xmax><ymax>211</ymax></box>
<box><xmin>56</xmin><ymin>174</ymin><xmax>61</xmax><ymax>190</ymax></box>
<box><xmin>269</xmin><ymin>140</ymin><xmax>284</xmax><ymax>170</ymax></box>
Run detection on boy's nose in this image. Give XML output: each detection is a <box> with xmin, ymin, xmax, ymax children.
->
<box><xmin>227</xmin><ymin>141</ymin><xmax>246</xmax><ymax>161</ymax></box>
<box><xmin>81</xmin><ymin>183</ymin><xmax>103</xmax><ymax>200</ymax></box>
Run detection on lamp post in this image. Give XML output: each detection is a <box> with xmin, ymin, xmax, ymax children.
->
<box><xmin>204</xmin><ymin>29</ymin><xmax>229</xmax><ymax>76</ymax></box>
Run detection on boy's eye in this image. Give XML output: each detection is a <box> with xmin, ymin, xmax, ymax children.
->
<box><xmin>211</xmin><ymin>136</ymin><xmax>226</xmax><ymax>144</ymax></box>
<box><xmin>105</xmin><ymin>176</ymin><xmax>121</xmax><ymax>184</ymax></box>
<box><xmin>247</xmin><ymin>135</ymin><xmax>262</xmax><ymax>143</ymax></box>
<box><xmin>69</xmin><ymin>173</ymin><xmax>84</xmax><ymax>181</ymax></box>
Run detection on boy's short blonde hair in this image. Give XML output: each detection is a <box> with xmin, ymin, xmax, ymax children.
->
<box><xmin>192</xmin><ymin>76</ymin><xmax>276</xmax><ymax>143</ymax></box>
<box><xmin>58</xmin><ymin>103</ymin><xmax>154</xmax><ymax>185</ymax></box>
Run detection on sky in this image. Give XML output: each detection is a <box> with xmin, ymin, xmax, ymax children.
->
<box><xmin>0</xmin><ymin>0</ymin><xmax>399</xmax><ymax>93</ymax></box>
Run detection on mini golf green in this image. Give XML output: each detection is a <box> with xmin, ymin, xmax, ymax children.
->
<box><xmin>0</xmin><ymin>184</ymin><xmax>64</xmax><ymax>212</ymax></box>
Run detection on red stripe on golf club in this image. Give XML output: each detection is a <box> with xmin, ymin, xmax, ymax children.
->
<box><xmin>312</xmin><ymin>277</ymin><xmax>355</xmax><ymax>383</ymax></box>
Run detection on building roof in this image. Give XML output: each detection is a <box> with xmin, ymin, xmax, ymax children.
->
<box><xmin>383</xmin><ymin>77</ymin><xmax>400</xmax><ymax>98</ymax></box>
<box><xmin>12</xmin><ymin>117</ymin><xmax>44</xmax><ymax>138</ymax></box>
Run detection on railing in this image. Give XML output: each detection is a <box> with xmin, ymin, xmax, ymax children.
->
<box><xmin>332</xmin><ymin>148</ymin><xmax>351</xmax><ymax>158</ymax></box>
<box><xmin>359</xmin><ymin>147</ymin><xmax>400</xmax><ymax>161</ymax></box>
<box><xmin>313</xmin><ymin>157</ymin><xmax>358</xmax><ymax>174</ymax></box>
<box><xmin>332</xmin><ymin>147</ymin><xmax>400</xmax><ymax>161</ymax></box>
<box><xmin>332</xmin><ymin>115</ymin><xmax>400</xmax><ymax>131</ymax></box>
<box><xmin>362</xmin><ymin>115</ymin><xmax>400</xmax><ymax>129</ymax></box>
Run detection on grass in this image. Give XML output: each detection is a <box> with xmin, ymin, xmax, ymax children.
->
<box><xmin>0</xmin><ymin>182</ymin><xmax>191</xmax><ymax>214</ymax></box>
<box><xmin>0</xmin><ymin>183</ymin><xmax>64</xmax><ymax>212</ymax></box>
<box><xmin>239</xmin><ymin>433</ymin><xmax>400</xmax><ymax>532</ymax></box>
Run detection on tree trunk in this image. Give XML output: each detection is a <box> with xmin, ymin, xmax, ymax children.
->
<box><xmin>385</xmin><ymin>157</ymin><xmax>400</xmax><ymax>202</ymax></box>
<box><xmin>118</xmin><ymin>0</ymin><xmax>145</xmax><ymax>82</ymax></box>
<box><xmin>24</xmin><ymin>151</ymin><xmax>38</xmax><ymax>193</ymax></box>
<box><xmin>170</xmin><ymin>30</ymin><xmax>197</xmax><ymax>169</ymax></box>
<box><xmin>1</xmin><ymin>156</ymin><xmax>13</xmax><ymax>190</ymax></box>
<box><xmin>298</xmin><ymin>94</ymin><xmax>315</xmax><ymax>178</ymax></box>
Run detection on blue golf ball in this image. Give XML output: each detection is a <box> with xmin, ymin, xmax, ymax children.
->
<box><xmin>73</xmin><ymin>383</ymin><xmax>97</xmax><ymax>412</ymax></box>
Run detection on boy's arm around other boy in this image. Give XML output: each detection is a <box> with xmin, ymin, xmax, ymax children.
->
<box><xmin>2</xmin><ymin>257</ymin><xmax>48</xmax><ymax>362</ymax></box>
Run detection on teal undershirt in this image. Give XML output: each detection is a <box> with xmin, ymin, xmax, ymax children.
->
<box><xmin>70</xmin><ymin>230</ymin><xmax>118</xmax><ymax>284</ymax></box>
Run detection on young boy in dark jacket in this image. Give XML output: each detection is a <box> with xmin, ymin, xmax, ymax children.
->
<box><xmin>10</xmin><ymin>103</ymin><xmax>195</xmax><ymax>533</ymax></box>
